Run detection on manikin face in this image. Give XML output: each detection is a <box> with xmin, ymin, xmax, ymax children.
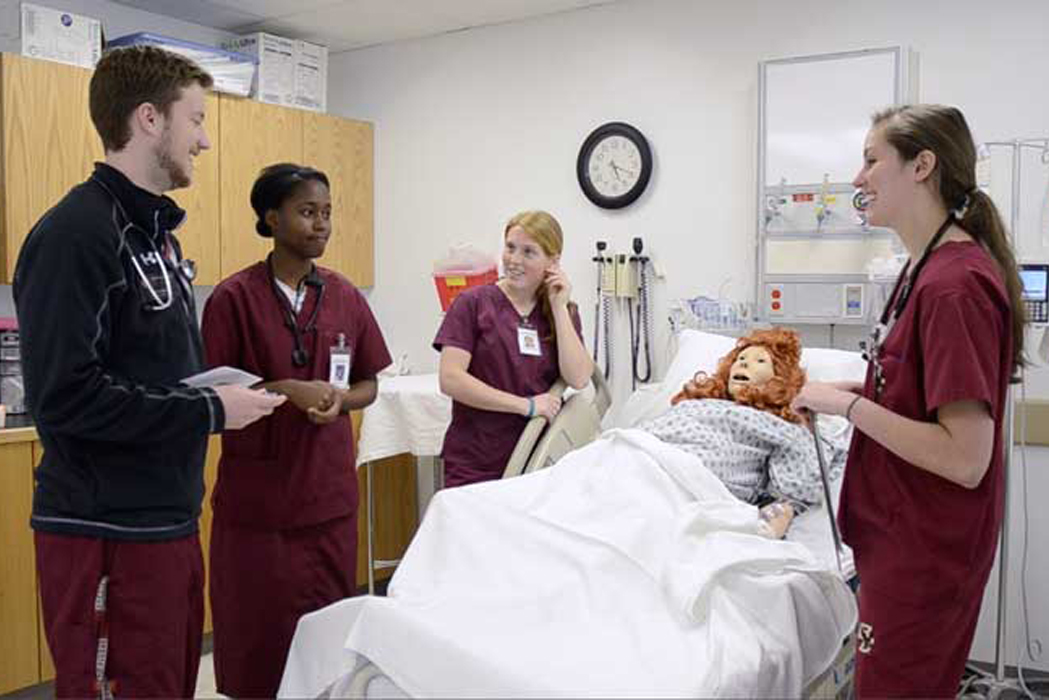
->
<box><xmin>852</xmin><ymin>125</ymin><xmax>914</xmax><ymax>229</ymax></box>
<box><xmin>502</xmin><ymin>225</ymin><xmax>554</xmax><ymax>294</ymax></box>
<box><xmin>727</xmin><ymin>345</ymin><xmax>775</xmax><ymax>399</ymax></box>
<box><xmin>269</xmin><ymin>179</ymin><xmax>333</xmax><ymax>260</ymax></box>
<box><xmin>155</xmin><ymin>82</ymin><xmax>210</xmax><ymax>190</ymax></box>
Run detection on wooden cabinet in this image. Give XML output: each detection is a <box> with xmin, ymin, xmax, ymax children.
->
<box><xmin>0</xmin><ymin>54</ymin><xmax>102</xmax><ymax>283</ymax></box>
<box><xmin>218</xmin><ymin>97</ymin><xmax>375</xmax><ymax>286</ymax></box>
<box><xmin>0</xmin><ymin>53</ymin><xmax>375</xmax><ymax>287</ymax></box>
<box><xmin>218</xmin><ymin>95</ymin><xmax>304</xmax><ymax>278</ymax></box>
<box><xmin>304</xmin><ymin>113</ymin><xmax>375</xmax><ymax>288</ymax></box>
<box><xmin>175</xmin><ymin>92</ymin><xmax>222</xmax><ymax>286</ymax></box>
<box><xmin>0</xmin><ymin>440</ymin><xmax>38</xmax><ymax>695</ymax></box>
<box><xmin>0</xmin><ymin>54</ymin><xmax>223</xmax><ymax>285</ymax></box>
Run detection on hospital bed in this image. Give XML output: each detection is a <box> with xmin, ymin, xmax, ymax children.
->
<box><xmin>280</xmin><ymin>331</ymin><xmax>866</xmax><ymax>698</ymax></box>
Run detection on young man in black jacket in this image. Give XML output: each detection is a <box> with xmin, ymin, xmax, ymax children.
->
<box><xmin>13</xmin><ymin>46</ymin><xmax>285</xmax><ymax>698</ymax></box>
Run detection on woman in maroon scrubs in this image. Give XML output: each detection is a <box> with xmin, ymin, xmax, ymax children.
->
<box><xmin>793</xmin><ymin>106</ymin><xmax>1025</xmax><ymax>697</ymax></box>
<box><xmin>434</xmin><ymin>210</ymin><xmax>593</xmax><ymax>487</ymax></box>
<box><xmin>201</xmin><ymin>163</ymin><xmax>391</xmax><ymax>698</ymax></box>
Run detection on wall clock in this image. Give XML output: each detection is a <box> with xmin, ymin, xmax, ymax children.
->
<box><xmin>576</xmin><ymin>121</ymin><xmax>652</xmax><ymax>209</ymax></box>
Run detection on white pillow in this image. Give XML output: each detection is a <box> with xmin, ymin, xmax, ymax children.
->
<box><xmin>616</xmin><ymin>330</ymin><xmax>868</xmax><ymax>428</ymax></box>
<box><xmin>613</xmin><ymin>330</ymin><xmax>735</xmax><ymax>428</ymax></box>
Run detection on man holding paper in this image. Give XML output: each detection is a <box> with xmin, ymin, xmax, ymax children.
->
<box><xmin>12</xmin><ymin>47</ymin><xmax>283</xmax><ymax>698</ymax></box>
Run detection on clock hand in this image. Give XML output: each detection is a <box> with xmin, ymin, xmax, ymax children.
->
<box><xmin>610</xmin><ymin>160</ymin><xmax>623</xmax><ymax>181</ymax></box>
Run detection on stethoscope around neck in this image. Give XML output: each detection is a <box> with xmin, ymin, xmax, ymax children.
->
<box><xmin>863</xmin><ymin>214</ymin><xmax>955</xmax><ymax>397</ymax></box>
<box><xmin>267</xmin><ymin>254</ymin><xmax>326</xmax><ymax>367</ymax></box>
<box><xmin>90</xmin><ymin>176</ymin><xmax>197</xmax><ymax>311</ymax></box>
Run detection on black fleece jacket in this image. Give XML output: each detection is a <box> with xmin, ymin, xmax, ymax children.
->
<box><xmin>14</xmin><ymin>163</ymin><xmax>225</xmax><ymax>541</ymax></box>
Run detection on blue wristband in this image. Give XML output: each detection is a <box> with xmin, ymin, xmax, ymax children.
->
<box><xmin>526</xmin><ymin>397</ymin><xmax>535</xmax><ymax>418</ymax></box>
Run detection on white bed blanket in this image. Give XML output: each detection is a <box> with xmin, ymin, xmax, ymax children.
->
<box><xmin>281</xmin><ymin>429</ymin><xmax>857</xmax><ymax>698</ymax></box>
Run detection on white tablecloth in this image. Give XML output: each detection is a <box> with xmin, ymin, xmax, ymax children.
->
<box><xmin>356</xmin><ymin>374</ymin><xmax>452</xmax><ymax>467</ymax></box>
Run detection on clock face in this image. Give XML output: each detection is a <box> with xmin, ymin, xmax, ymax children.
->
<box><xmin>577</xmin><ymin>122</ymin><xmax>652</xmax><ymax>209</ymax></box>
<box><xmin>587</xmin><ymin>135</ymin><xmax>643</xmax><ymax>198</ymax></box>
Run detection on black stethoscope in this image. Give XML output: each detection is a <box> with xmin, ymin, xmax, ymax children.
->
<box><xmin>91</xmin><ymin>176</ymin><xmax>196</xmax><ymax>312</ymax></box>
<box><xmin>861</xmin><ymin>214</ymin><xmax>954</xmax><ymax>398</ymax></box>
<box><xmin>267</xmin><ymin>254</ymin><xmax>326</xmax><ymax>367</ymax></box>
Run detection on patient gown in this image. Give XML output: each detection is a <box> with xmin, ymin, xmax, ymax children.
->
<box><xmin>640</xmin><ymin>398</ymin><xmax>847</xmax><ymax>507</ymax></box>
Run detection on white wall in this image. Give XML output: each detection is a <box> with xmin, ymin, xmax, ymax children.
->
<box><xmin>326</xmin><ymin>0</ymin><xmax>1049</xmax><ymax>671</ymax></box>
<box><xmin>327</xmin><ymin>0</ymin><xmax>1049</xmax><ymax>395</ymax></box>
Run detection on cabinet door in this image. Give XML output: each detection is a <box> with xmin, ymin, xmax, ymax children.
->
<box><xmin>0</xmin><ymin>441</ymin><xmax>39</xmax><ymax>693</ymax></box>
<box><xmin>0</xmin><ymin>54</ymin><xmax>103</xmax><ymax>283</ymax></box>
<box><xmin>219</xmin><ymin>96</ymin><xmax>303</xmax><ymax>279</ymax></box>
<box><xmin>303</xmin><ymin>114</ymin><xmax>374</xmax><ymax>287</ymax></box>
<box><xmin>173</xmin><ymin>92</ymin><xmax>221</xmax><ymax>286</ymax></box>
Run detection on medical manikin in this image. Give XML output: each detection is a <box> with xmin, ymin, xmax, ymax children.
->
<box><xmin>641</xmin><ymin>328</ymin><xmax>845</xmax><ymax>538</ymax></box>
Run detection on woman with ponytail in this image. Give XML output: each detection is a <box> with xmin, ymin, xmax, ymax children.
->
<box><xmin>793</xmin><ymin>105</ymin><xmax>1025</xmax><ymax>697</ymax></box>
<box><xmin>435</xmin><ymin>210</ymin><xmax>593</xmax><ymax>487</ymax></box>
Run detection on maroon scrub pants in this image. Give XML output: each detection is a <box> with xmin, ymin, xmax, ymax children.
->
<box><xmin>210</xmin><ymin>513</ymin><xmax>358</xmax><ymax>698</ymax></box>
<box><xmin>854</xmin><ymin>584</ymin><xmax>983</xmax><ymax>698</ymax></box>
<box><xmin>35</xmin><ymin>531</ymin><xmax>205</xmax><ymax>699</ymax></box>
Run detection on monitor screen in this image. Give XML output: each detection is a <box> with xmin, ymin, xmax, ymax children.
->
<box><xmin>1020</xmin><ymin>267</ymin><xmax>1048</xmax><ymax>301</ymax></box>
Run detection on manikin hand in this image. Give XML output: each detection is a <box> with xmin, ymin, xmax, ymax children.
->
<box><xmin>757</xmin><ymin>501</ymin><xmax>795</xmax><ymax>539</ymax></box>
<box><xmin>214</xmin><ymin>386</ymin><xmax>286</xmax><ymax>430</ymax></box>
<box><xmin>544</xmin><ymin>265</ymin><xmax>572</xmax><ymax>309</ymax></box>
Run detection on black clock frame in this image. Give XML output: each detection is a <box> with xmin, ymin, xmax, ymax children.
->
<box><xmin>576</xmin><ymin>121</ymin><xmax>652</xmax><ymax>209</ymax></box>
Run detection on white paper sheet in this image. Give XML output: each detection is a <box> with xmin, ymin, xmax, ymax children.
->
<box><xmin>181</xmin><ymin>366</ymin><xmax>261</xmax><ymax>388</ymax></box>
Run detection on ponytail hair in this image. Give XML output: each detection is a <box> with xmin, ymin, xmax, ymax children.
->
<box><xmin>873</xmin><ymin>105</ymin><xmax>1026</xmax><ymax>374</ymax></box>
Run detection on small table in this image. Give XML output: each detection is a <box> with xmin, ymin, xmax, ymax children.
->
<box><xmin>356</xmin><ymin>373</ymin><xmax>451</xmax><ymax>593</ymax></box>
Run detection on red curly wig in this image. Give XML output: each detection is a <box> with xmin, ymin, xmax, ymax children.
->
<box><xmin>670</xmin><ymin>328</ymin><xmax>807</xmax><ymax>424</ymax></box>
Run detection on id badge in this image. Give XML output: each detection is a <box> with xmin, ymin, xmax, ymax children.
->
<box><xmin>517</xmin><ymin>326</ymin><xmax>541</xmax><ymax>357</ymax></box>
<box><xmin>329</xmin><ymin>332</ymin><xmax>352</xmax><ymax>389</ymax></box>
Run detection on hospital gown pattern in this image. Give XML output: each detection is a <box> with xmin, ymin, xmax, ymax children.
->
<box><xmin>641</xmin><ymin>399</ymin><xmax>846</xmax><ymax>507</ymax></box>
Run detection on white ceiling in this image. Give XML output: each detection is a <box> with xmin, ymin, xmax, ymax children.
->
<box><xmin>109</xmin><ymin>0</ymin><xmax>624</xmax><ymax>53</ymax></box>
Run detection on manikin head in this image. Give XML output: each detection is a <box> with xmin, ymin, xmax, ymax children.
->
<box><xmin>671</xmin><ymin>328</ymin><xmax>806</xmax><ymax>424</ymax></box>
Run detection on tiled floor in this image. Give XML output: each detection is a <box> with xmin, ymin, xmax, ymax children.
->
<box><xmin>194</xmin><ymin>653</ymin><xmax>225</xmax><ymax>699</ymax></box>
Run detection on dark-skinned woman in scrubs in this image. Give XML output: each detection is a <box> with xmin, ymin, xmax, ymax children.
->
<box><xmin>434</xmin><ymin>210</ymin><xmax>593</xmax><ymax>487</ymax></box>
<box><xmin>201</xmin><ymin>163</ymin><xmax>391</xmax><ymax>698</ymax></box>
<box><xmin>792</xmin><ymin>105</ymin><xmax>1026</xmax><ymax>698</ymax></box>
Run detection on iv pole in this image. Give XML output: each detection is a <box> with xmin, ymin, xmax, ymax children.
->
<box><xmin>966</xmin><ymin>136</ymin><xmax>1049</xmax><ymax>700</ymax></box>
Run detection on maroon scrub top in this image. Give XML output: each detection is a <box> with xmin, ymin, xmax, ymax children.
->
<box><xmin>433</xmin><ymin>284</ymin><xmax>583</xmax><ymax>486</ymax></box>
<box><xmin>202</xmin><ymin>262</ymin><xmax>391</xmax><ymax>529</ymax></box>
<box><xmin>841</xmin><ymin>241</ymin><xmax>1012</xmax><ymax>605</ymax></box>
